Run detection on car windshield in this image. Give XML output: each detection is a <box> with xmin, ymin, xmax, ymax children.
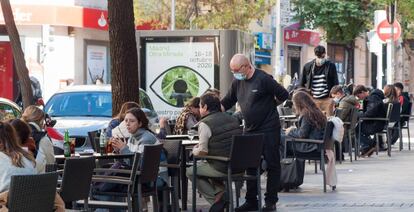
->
<box><xmin>45</xmin><ymin>92</ymin><xmax>112</xmax><ymax>117</ymax></box>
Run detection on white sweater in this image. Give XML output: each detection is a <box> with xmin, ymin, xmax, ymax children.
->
<box><xmin>0</xmin><ymin>152</ymin><xmax>36</xmax><ymax>193</ymax></box>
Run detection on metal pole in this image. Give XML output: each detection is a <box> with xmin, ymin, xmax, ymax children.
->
<box><xmin>171</xmin><ymin>0</ymin><xmax>175</xmax><ymax>30</ymax></box>
<box><xmin>390</xmin><ymin>1</ymin><xmax>395</xmax><ymax>84</ymax></box>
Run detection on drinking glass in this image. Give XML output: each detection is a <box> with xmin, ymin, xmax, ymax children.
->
<box><xmin>188</xmin><ymin>129</ymin><xmax>197</xmax><ymax>141</ymax></box>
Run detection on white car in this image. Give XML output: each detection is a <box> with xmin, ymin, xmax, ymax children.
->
<box><xmin>44</xmin><ymin>84</ymin><xmax>158</xmax><ymax>151</ymax></box>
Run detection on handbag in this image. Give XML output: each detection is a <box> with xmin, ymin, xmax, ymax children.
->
<box><xmin>279</xmin><ymin>142</ymin><xmax>305</xmax><ymax>192</ymax></box>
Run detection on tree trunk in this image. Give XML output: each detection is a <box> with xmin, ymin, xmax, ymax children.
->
<box><xmin>1</xmin><ymin>0</ymin><xmax>33</xmax><ymax>108</ymax></box>
<box><xmin>108</xmin><ymin>0</ymin><xmax>140</xmax><ymax>115</ymax></box>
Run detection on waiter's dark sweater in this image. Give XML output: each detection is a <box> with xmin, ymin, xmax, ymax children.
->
<box><xmin>221</xmin><ymin>69</ymin><xmax>289</xmax><ymax>132</ymax></box>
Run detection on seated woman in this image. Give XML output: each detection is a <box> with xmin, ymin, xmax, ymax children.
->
<box><xmin>9</xmin><ymin>119</ymin><xmax>36</xmax><ymax>155</ymax></box>
<box><xmin>21</xmin><ymin>106</ymin><xmax>55</xmax><ymax>173</ymax></box>
<box><xmin>174</xmin><ymin>97</ymin><xmax>200</xmax><ymax>135</ymax></box>
<box><xmin>0</xmin><ymin>122</ymin><xmax>36</xmax><ymax>193</ymax></box>
<box><xmin>106</xmin><ymin>101</ymin><xmax>140</xmax><ymax>138</ymax></box>
<box><xmin>285</xmin><ymin>91</ymin><xmax>327</xmax><ymax>156</ymax></box>
<box><xmin>383</xmin><ymin>84</ymin><xmax>399</xmax><ymax>104</ymax></box>
<box><xmin>111</xmin><ymin>107</ymin><xmax>167</xmax><ymax>188</ymax></box>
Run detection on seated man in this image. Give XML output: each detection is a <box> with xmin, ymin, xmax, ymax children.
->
<box><xmin>186</xmin><ymin>93</ymin><xmax>242</xmax><ymax>210</ymax></box>
<box><xmin>355</xmin><ymin>85</ymin><xmax>387</xmax><ymax>156</ymax></box>
<box><xmin>330</xmin><ymin>85</ymin><xmax>359</xmax><ymax>122</ymax></box>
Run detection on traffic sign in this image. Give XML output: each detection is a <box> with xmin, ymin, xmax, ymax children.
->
<box><xmin>376</xmin><ymin>19</ymin><xmax>401</xmax><ymax>42</ymax></box>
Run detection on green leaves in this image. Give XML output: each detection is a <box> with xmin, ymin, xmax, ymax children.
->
<box><xmin>293</xmin><ymin>0</ymin><xmax>375</xmax><ymax>44</ymax></box>
<box><xmin>133</xmin><ymin>0</ymin><xmax>275</xmax><ymax>31</ymax></box>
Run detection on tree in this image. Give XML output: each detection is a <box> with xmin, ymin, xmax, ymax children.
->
<box><xmin>1</xmin><ymin>0</ymin><xmax>33</xmax><ymax>108</ymax></box>
<box><xmin>108</xmin><ymin>0</ymin><xmax>140</xmax><ymax>114</ymax></box>
<box><xmin>292</xmin><ymin>0</ymin><xmax>375</xmax><ymax>45</ymax></box>
<box><xmin>134</xmin><ymin>0</ymin><xmax>274</xmax><ymax>31</ymax></box>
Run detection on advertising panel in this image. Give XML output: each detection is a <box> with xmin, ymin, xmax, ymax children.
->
<box><xmin>86</xmin><ymin>45</ymin><xmax>108</xmax><ymax>84</ymax></box>
<box><xmin>145</xmin><ymin>42</ymin><xmax>215</xmax><ymax>119</ymax></box>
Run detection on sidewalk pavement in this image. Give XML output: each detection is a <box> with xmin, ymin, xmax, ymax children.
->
<box><xmin>189</xmin><ymin>123</ymin><xmax>414</xmax><ymax>211</ymax></box>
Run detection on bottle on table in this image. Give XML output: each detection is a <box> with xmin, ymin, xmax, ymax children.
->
<box><xmin>99</xmin><ymin>129</ymin><xmax>107</xmax><ymax>154</ymax></box>
<box><xmin>64</xmin><ymin>130</ymin><xmax>71</xmax><ymax>157</ymax></box>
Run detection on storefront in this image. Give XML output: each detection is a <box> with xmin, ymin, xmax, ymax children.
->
<box><xmin>0</xmin><ymin>1</ymin><xmax>163</xmax><ymax>101</ymax></box>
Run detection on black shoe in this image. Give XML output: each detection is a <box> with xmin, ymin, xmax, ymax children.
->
<box><xmin>235</xmin><ymin>202</ymin><xmax>258</xmax><ymax>212</ymax></box>
<box><xmin>209</xmin><ymin>199</ymin><xmax>227</xmax><ymax>212</ymax></box>
<box><xmin>262</xmin><ymin>203</ymin><xmax>277</xmax><ymax>211</ymax></box>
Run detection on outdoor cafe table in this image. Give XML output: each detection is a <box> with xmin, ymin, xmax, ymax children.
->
<box><xmin>55</xmin><ymin>152</ymin><xmax>135</xmax><ymax>160</ymax></box>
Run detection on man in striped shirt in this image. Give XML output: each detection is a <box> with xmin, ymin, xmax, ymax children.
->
<box><xmin>299</xmin><ymin>45</ymin><xmax>338</xmax><ymax>116</ymax></box>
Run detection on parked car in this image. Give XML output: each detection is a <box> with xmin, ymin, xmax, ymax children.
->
<box><xmin>44</xmin><ymin>84</ymin><xmax>158</xmax><ymax>151</ymax></box>
<box><xmin>0</xmin><ymin>97</ymin><xmax>21</xmax><ymax>121</ymax></box>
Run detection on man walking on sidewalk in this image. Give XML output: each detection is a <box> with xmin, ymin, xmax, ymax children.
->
<box><xmin>221</xmin><ymin>54</ymin><xmax>289</xmax><ymax>211</ymax></box>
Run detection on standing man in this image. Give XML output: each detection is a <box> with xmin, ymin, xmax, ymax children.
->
<box><xmin>300</xmin><ymin>45</ymin><xmax>338</xmax><ymax>116</ymax></box>
<box><xmin>221</xmin><ymin>54</ymin><xmax>289</xmax><ymax>211</ymax></box>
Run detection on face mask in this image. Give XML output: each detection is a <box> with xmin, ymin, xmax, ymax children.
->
<box><xmin>316</xmin><ymin>57</ymin><xmax>326</xmax><ymax>66</ymax></box>
<box><xmin>233</xmin><ymin>72</ymin><xmax>247</xmax><ymax>80</ymax></box>
<box><xmin>333</xmin><ymin>97</ymin><xmax>341</xmax><ymax>104</ymax></box>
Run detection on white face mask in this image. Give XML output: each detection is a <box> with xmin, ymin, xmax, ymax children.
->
<box><xmin>333</xmin><ymin>97</ymin><xmax>341</xmax><ymax>104</ymax></box>
<box><xmin>315</xmin><ymin>57</ymin><xmax>326</xmax><ymax>66</ymax></box>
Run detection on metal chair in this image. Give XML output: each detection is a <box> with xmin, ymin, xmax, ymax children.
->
<box><xmin>160</xmin><ymin>139</ymin><xmax>182</xmax><ymax>212</ymax></box>
<box><xmin>191</xmin><ymin>134</ymin><xmax>264</xmax><ymax>212</ymax></box>
<box><xmin>371</xmin><ymin>102</ymin><xmax>401</xmax><ymax>156</ymax></box>
<box><xmin>401</xmin><ymin>102</ymin><xmax>413</xmax><ymax>150</ymax></box>
<box><xmin>285</xmin><ymin>121</ymin><xmax>335</xmax><ymax>192</ymax></box>
<box><xmin>80</xmin><ymin>144</ymin><xmax>163</xmax><ymax>212</ymax></box>
<box><xmin>58</xmin><ymin>157</ymin><xmax>96</xmax><ymax>210</ymax></box>
<box><xmin>7</xmin><ymin>172</ymin><xmax>58</xmax><ymax>212</ymax></box>
<box><xmin>340</xmin><ymin>107</ymin><xmax>359</xmax><ymax>162</ymax></box>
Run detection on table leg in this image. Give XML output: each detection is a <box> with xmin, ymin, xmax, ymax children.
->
<box><xmin>180</xmin><ymin>146</ymin><xmax>188</xmax><ymax>210</ymax></box>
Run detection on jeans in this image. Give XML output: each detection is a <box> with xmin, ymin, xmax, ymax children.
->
<box><xmin>245</xmin><ymin>128</ymin><xmax>281</xmax><ymax>205</ymax></box>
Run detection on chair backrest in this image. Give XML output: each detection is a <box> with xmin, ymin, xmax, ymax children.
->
<box><xmin>87</xmin><ymin>130</ymin><xmax>100</xmax><ymax>152</ymax></box>
<box><xmin>323</xmin><ymin>121</ymin><xmax>335</xmax><ymax>145</ymax></box>
<box><xmin>229</xmin><ymin>134</ymin><xmax>264</xmax><ymax>173</ymax></box>
<box><xmin>161</xmin><ymin>139</ymin><xmax>182</xmax><ymax>176</ymax></box>
<box><xmin>388</xmin><ymin>102</ymin><xmax>401</xmax><ymax>123</ymax></box>
<box><xmin>139</xmin><ymin>143</ymin><xmax>163</xmax><ymax>183</ymax></box>
<box><xmin>8</xmin><ymin>172</ymin><xmax>58</xmax><ymax>212</ymax></box>
<box><xmin>59</xmin><ymin>157</ymin><xmax>96</xmax><ymax>202</ymax></box>
<box><xmin>349</xmin><ymin>107</ymin><xmax>359</xmax><ymax>130</ymax></box>
<box><xmin>406</xmin><ymin>102</ymin><xmax>412</xmax><ymax>116</ymax></box>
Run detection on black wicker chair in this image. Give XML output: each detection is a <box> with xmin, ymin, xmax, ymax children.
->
<box><xmin>79</xmin><ymin>144</ymin><xmax>163</xmax><ymax>212</ymax></box>
<box><xmin>58</xmin><ymin>157</ymin><xmax>96</xmax><ymax>210</ymax></box>
<box><xmin>285</xmin><ymin>121</ymin><xmax>335</xmax><ymax>192</ymax></box>
<box><xmin>401</xmin><ymin>102</ymin><xmax>413</xmax><ymax>150</ymax></box>
<box><xmin>7</xmin><ymin>172</ymin><xmax>58</xmax><ymax>212</ymax></box>
<box><xmin>160</xmin><ymin>139</ymin><xmax>182</xmax><ymax>212</ymax></box>
<box><xmin>191</xmin><ymin>134</ymin><xmax>264</xmax><ymax>212</ymax></box>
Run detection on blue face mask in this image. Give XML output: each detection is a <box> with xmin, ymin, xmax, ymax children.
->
<box><xmin>233</xmin><ymin>72</ymin><xmax>247</xmax><ymax>80</ymax></box>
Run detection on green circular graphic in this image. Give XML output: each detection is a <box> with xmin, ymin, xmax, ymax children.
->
<box><xmin>161</xmin><ymin>66</ymin><xmax>199</xmax><ymax>107</ymax></box>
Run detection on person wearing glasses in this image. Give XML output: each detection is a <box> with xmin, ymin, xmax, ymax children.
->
<box><xmin>221</xmin><ymin>54</ymin><xmax>289</xmax><ymax>211</ymax></box>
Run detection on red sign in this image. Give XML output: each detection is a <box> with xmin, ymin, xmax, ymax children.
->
<box><xmin>376</xmin><ymin>20</ymin><xmax>401</xmax><ymax>42</ymax></box>
<box><xmin>0</xmin><ymin>42</ymin><xmax>13</xmax><ymax>100</ymax></box>
<box><xmin>284</xmin><ymin>29</ymin><xmax>320</xmax><ymax>46</ymax></box>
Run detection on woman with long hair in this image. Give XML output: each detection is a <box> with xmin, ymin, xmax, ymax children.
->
<box><xmin>9</xmin><ymin>119</ymin><xmax>36</xmax><ymax>155</ymax></box>
<box><xmin>286</xmin><ymin>91</ymin><xmax>327</xmax><ymax>152</ymax></box>
<box><xmin>383</xmin><ymin>84</ymin><xmax>398</xmax><ymax>103</ymax></box>
<box><xmin>0</xmin><ymin>121</ymin><xmax>36</xmax><ymax>192</ymax></box>
<box><xmin>106</xmin><ymin>101</ymin><xmax>140</xmax><ymax>137</ymax></box>
<box><xmin>21</xmin><ymin>105</ymin><xmax>54</xmax><ymax>173</ymax></box>
<box><xmin>174</xmin><ymin>97</ymin><xmax>200</xmax><ymax>135</ymax></box>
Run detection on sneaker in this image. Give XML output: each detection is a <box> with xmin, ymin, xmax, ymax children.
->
<box><xmin>361</xmin><ymin>147</ymin><xmax>375</xmax><ymax>157</ymax></box>
<box><xmin>262</xmin><ymin>203</ymin><xmax>277</xmax><ymax>211</ymax></box>
<box><xmin>235</xmin><ymin>202</ymin><xmax>258</xmax><ymax>212</ymax></box>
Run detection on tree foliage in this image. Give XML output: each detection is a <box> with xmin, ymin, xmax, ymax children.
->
<box><xmin>292</xmin><ymin>0</ymin><xmax>375</xmax><ymax>44</ymax></box>
<box><xmin>133</xmin><ymin>0</ymin><xmax>274</xmax><ymax>31</ymax></box>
